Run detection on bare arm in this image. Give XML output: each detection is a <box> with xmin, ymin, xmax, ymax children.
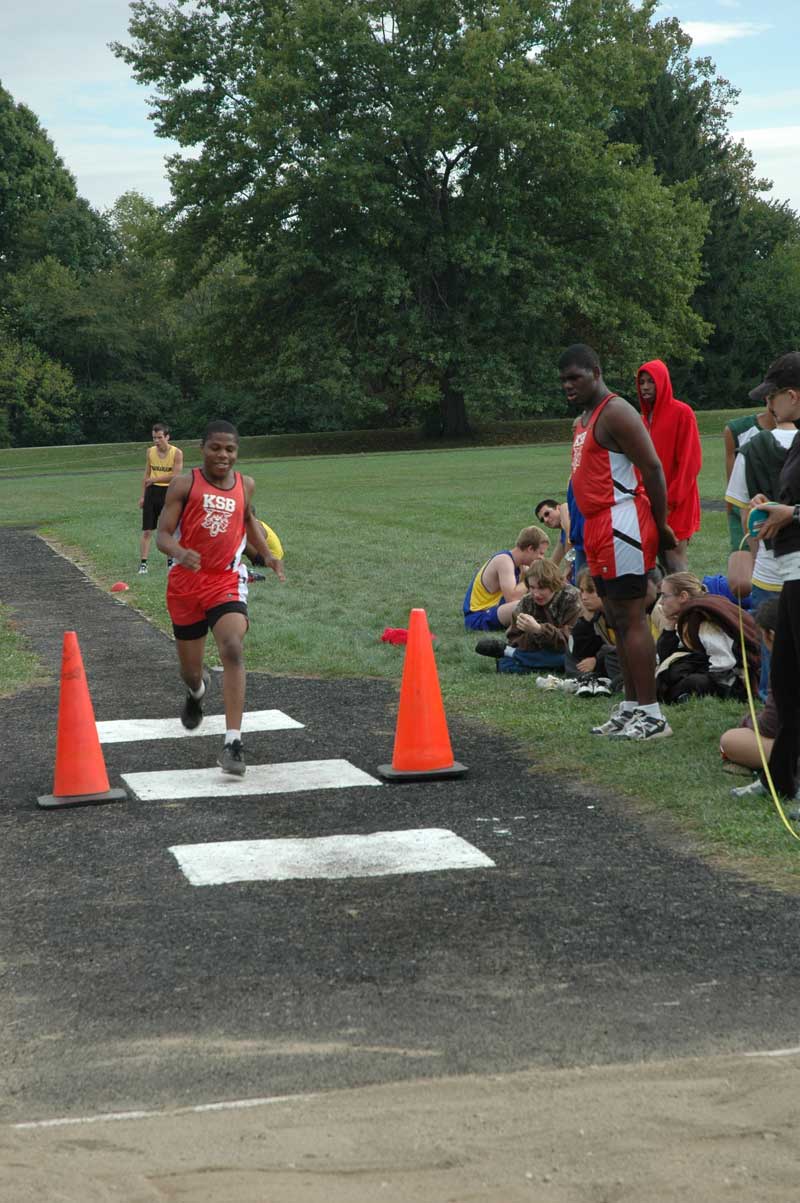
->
<box><xmin>172</xmin><ymin>447</ymin><xmax>184</xmax><ymax>474</ymax></box>
<box><xmin>495</xmin><ymin>555</ymin><xmax>523</xmax><ymax>600</ymax></box>
<box><xmin>723</xmin><ymin>426</ymin><xmax>736</xmax><ymax>485</ymax></box>
<box><xmin>139</xmin><ymin>450</ymin><xmax>152</xmax><ymax>506</ymax></box>
<box><xmin>155</xmin><ymin>476</ymin><xmax>199</xmax><ymax>569</ymax></box>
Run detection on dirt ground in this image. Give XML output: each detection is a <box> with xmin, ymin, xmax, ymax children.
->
<box><xmin>4</xmin><ymin>1050</ymin><xmax>800</xmax><ymax>1202</ymax></box>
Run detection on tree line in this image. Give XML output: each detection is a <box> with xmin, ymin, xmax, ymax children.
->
<box><xmin>2</xmin><ymin>0</ymin><xmax>799</xmax><ymax>447</ymax></box>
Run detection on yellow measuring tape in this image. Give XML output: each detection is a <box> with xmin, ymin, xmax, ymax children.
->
<box><xmin>737</xmin><ymin>532</ymin><xmax>800</xmax><ymax>840</ymax></box>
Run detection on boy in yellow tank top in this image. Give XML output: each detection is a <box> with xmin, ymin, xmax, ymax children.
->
<box><xmin>139</xmin><ymin>422</ymin><xmax>183</xmax><ymax>573</ymax></box>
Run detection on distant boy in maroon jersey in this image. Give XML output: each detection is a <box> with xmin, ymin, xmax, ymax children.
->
<box><xmin>157</xmin><ymin>420</ymin><xmax>282</xmax><ymax>775</ymax></box>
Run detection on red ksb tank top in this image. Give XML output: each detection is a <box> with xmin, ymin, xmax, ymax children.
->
<box><xmin>176</xmin><ymin>468</ymin><xmax>247</xmax><ymax>573</ymax></box>
<box><xmin>571</xmin><ymin>394</ymin><xmax>646</xmax><ymax>518</ymax></box>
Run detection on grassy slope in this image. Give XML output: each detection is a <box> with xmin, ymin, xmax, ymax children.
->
<box><xmin>3</xmin><ymin>432</ymin><xmax>796</xmax><ymax>877</ymax></box>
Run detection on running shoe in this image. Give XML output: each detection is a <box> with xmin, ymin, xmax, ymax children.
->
<box><xmin>616</xmin><ymin>710</ymin><xmax>673</xmax><ymax>741</ymax></box>
<box><xmin>535</xmin><ymin>675</ymin><xmax>579</xmax><ymax>693</ymax></box>
<box><xmin>593</xmin><ymin>677</ymin><xmax>613</xmax><ymax>697</ymax></box>
<box><xmin>575</xmin><ymin>673</ymin><xmax>596</xmax><ymax>698</ymax></box>
<box><xmin>218</xmin><ymin>738</ymin><xmax>246</xmax><ymax>776</ymax></box>
<box><xmin>591</xmin><ymin>704</ymin><xmax>633</xmax><ymax>736</ymax></box>
<box><xmin>475</xmin><ymin>638</ymin><xmax>506</xmax><ymax>658</ymax></box>
<box><xmin>731</xmin><ymin>778</ymin><xmax>800</xmax><ymax>801</ymax></box>
<box><xmin>730</xmin><ymin>778</ymin><xmax>766</xmax><ymax>799</ymax></box>
<box><xmin>138</xmin><ymin>562</ymin><xmax>148</xmax><ymax>575</ymax></box>
<box><xmin>180</xmin><ymin>668</ymin><xmax>210</xmax><ymax>730</ymax></box>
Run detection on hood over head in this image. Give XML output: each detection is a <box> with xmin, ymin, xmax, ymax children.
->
<box><xmin>637</xmin><ymin>359</ymin><xmax>675</xmax><ymax>422</ymax></box>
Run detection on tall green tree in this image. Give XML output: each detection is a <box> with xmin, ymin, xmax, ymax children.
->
<box><xmin>115</xmin><ymin>0</ymin><xmax>709</xmax><ymax>433</ymax></box>
<box><xmin>0</xmin><ymin>331</ymin><xmax>80</xmax><ymax>446</ymax></box>
<box><xmin>612</xmin><ymin>28</ymin><xmax>800</xmax><ymax>406</ymax></box>
<box><xmin>0</xmin><ymin>83</ymin><xmax>77</xmax><ymax>268</ymax></box>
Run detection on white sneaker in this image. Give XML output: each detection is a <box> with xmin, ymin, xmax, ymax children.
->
<box><xmin>138</xmin><ymin>562</ymin><xmax>148</xmax><ymax>575</ymax></box>
<box><xmin>575</xmin><ymin>673</ymin><xmax>596</xmax><ymax>698</ymax></box>
<box><xmin>591</xmin><ymin>704</ymin><xmax>633</xmax><ymax>736</ymax></box>
<box><xmin>615</xmin><ymin>709</ymin><xmax>673</xmax><ymax>741</ymax></box>
<box><xmin>536</xmin><ymin>675</ymin><xmax>578</xmax><ymax>693</ymax></box>
<box><xmin>731</xmin><ymin>778</ymin><xmax>800</xmax><ymax>801</ymax></box>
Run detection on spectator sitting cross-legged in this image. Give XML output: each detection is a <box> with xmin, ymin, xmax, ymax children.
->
<box><xmin>474</xmin><ymin>558</ymin><xmax>582</xmax><ymax>675</ymax></box>
<box><xmin>655</xmin><ymin>572</ymin><xmax>760</xmax><ymax>705</ymax></box>
<box><xmin>720</xmin><ymin>596</ymin><xmax>783</xmax><ymax>774</ymax></box>
<box><xmin>565</xmin><ymin>568</ymin><xmax>622</xmax><ymax>696</ymax></box>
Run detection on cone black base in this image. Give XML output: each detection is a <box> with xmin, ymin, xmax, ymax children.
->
<box><xmin>377</xmin><ymin>761</ymin><xmax>468</xmax><ymax>783</ymax></box>
<box><xmin>37</xmin><ymin>788</ymin><xmax>127</xmax><ymax>810</ymax></box>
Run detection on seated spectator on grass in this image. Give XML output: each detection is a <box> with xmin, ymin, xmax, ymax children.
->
<box><xmin>463</xmin><ymin>526</ymin><xmax>549</xmax><ymax>631</ymax></box>
<box><xmin>244</xmin><ymin>508</ymin><xmax>286</xmax><ymax>582</ymax></box>
<box><xmin>720</xmin><ymin>597</ymin><xmax>781</xmax><ymax>775</ymax></box>
<box><xmin>565</xmin><ymin>569</ymin><xmax>621</xmax><ymax>696</ymax></box>
<box><xmin>474</xmin><ymin>558</ymin><xmax>582</xmax><ymax>675</ymax></box>
<box><xmin>655</xmin><ymin>572</ymin><xmax>760</xmax><ymax>704</ymax></box>
<box><xmin>535</xmin><ymin>484</ymin><xmax>586</xmax><ymax>579</ymax></box>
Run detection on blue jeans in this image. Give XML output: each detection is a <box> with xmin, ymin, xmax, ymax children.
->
<box><xmin>496</xmin><ymin>648</ymin><xmax>565</xmax><ymax>675</ymax></box>
<box><xmin>749</xmin><ymin>583</ymin><xmax>779</xmax><ymax>701</ymax></box>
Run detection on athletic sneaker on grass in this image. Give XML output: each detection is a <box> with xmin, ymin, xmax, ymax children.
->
<box><xmin>218</xmin><ymin>738</ymin><xmax>246</xmax><ymax>776</ymax></box>
<box><xmin>613</xmin><ymin>709</ymin><xmax>673</xmax><ymax>741</ymax></box>
<box><xmin>730</xmin><ymin>778</ymin><xmax>800</xmax><ymax>801</ymax></box>
<box><xmin>591</xmin><ymin>704</ymin><xmax>631</xmax><ymax>736</ymax></box>
<box><xmin>575</xmin><ymin>673</ymin><xmax>596</xmax><ymax>698</ymax></box>
<box><xmin>181</xmin><ymin>668</ymin><xmax>210</xmax><ymax>731</ymax></box>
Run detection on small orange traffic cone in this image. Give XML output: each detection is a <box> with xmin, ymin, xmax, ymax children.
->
<box><xmin>37</xmin><ymin>632</ymin><xmax>127</xmax><ymax>809</ymax></box>
<box><xmin>378</xmin><ymin>609</ymin><xmax>467</xmax><ymax>782</ymax></box>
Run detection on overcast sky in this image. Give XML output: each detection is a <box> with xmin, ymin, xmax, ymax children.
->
<box><xmin>0</xmin><ymin>0</ymin><xmax>797</xmax><ymax>214</ymax></box>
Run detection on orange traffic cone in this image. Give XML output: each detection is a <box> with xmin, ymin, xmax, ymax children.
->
<box><xmin>378</xmin><ymin>609</ymin><xmax>467</xmax><ymax>782</ymax></box>
<box><xmin>37</xmin><ymin>632</ymin><xmax>127</xmax><ymax>809</ymax></box>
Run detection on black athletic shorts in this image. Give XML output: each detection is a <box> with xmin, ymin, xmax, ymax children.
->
<box><xmin>142</xmin><ymin>484</ymin><xmax>168</xmax><ymax>531</ymax></box>
<box><xmin>593</xmin><ymin>573</ymin><xmax>648</xmax><ymax>601</ymax></box>
<box><xmin>172</xmin><ymin>601</ymin><xmax>249</xmax><ymax>642</ymax></box>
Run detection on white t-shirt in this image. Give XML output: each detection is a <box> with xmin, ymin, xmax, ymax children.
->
<box><xmin>725</xmin><ymin>427</ymin><xmax>798</xmax><ymax>589</ymax></box>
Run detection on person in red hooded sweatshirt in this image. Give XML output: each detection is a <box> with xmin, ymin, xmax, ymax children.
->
<box><xmin>637</xmin><ymin>360</ymin><xmax>702</xmax><ymax>573</ymax></box>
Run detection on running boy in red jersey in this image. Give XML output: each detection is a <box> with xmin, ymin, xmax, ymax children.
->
<box><xmin>560</xmin><ymin>344</ymin><xmax>676</xmax><ymax>741</ymax></box>
<box><xmin>156</xmin><ymin>420</ymin><xmax>283</xmax><ymax>776</ymax></box>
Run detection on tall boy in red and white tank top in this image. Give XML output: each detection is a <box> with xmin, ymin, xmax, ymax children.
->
<box><xmin>559</xmin><ymin>344</ymin><xmax>676</xmax><ymax>742</ymax></box>
<box><xmin>157</xmin><ymin>420</ymin><xmax>284</xmax><ymax>775</ymax></box>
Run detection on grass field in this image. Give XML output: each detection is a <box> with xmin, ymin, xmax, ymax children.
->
<box><xmin>3</xmin><ymin>431</ymin><xmax>798</xmax><ymax>880</ymax></box>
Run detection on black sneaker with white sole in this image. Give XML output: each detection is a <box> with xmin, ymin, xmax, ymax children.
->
<box><xmin>475</xmin><ymin>638</ymin><xmax>506</xmax><ymax>658</ymax></box>
<box><xmin>180</xmin><ymin>669</ymin><xmax>210</xmax><ymax>730</ymax></box>
<box><xmin>575</xmin><ymin>673</ymin><xmax>596</xmax><ymax>698</ymax></box>
<box><xmin>218</xmin><ymin>739</ymin><xmax>246</xmax><ymax>776</ymax></box>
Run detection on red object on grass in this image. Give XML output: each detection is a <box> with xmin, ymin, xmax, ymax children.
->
<box><xmin>380</xmin><ymin>627</ymin><xmax>436</xmax><ymax>645</ymax></box>
<box><xmin>110</xmin><ymin>581</ymin><xmax>129</xmax><ymax>592</ymax></box>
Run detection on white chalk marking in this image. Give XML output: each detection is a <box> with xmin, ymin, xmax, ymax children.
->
<box><xmin>744</xmin><ymin>1045</ymin><xmax>800</xmax><ymax>1058</ymax></box>
<box><xmin>11</xmin><ymin>1093</ymin><xmax>306</xmax><ymax>1130</ymax></box>
<box><xmin>170</xmin><ymin>827</ymin><xmax>495</xmax><ymax>886</ymax></box>
<box><xmin>96</xmin><ymin>710</ymin><xmax>303</xmax><ymax>743</ymax></box>
<box><xmin>123</xmin><ymin>759</ymin><xmax>381</xmax><ymax>801</ymax></box>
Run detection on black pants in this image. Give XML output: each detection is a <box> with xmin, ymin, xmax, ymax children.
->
<box><xmin>766</xmin><ymin>579</ymin><xmax>800</xmax><ymax>797</ymax></box>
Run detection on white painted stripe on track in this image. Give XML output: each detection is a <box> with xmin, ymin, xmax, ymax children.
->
<box><xmin>123</xmin><ymin>758</ymin><xmax>381</xmax><ymax>800</ymax></box>
<box><xmin>743</xmin><ymin>1045</ymin><xmax>800</xmax><ymax>1058</ymax></box>
<box><xmin>96</xmin><ymin>709</ymin><xmax>303</xmax><ymax>743</ymax></box>
<box><xmin>169</xmin><ymin>827</ymin><xmax>496</xmax><ymax>885</ymax></box>
<box><xmin>11</xmin><ymin>1093</ymin><xmax>306</xmax><ymax>1130</ymax></box>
